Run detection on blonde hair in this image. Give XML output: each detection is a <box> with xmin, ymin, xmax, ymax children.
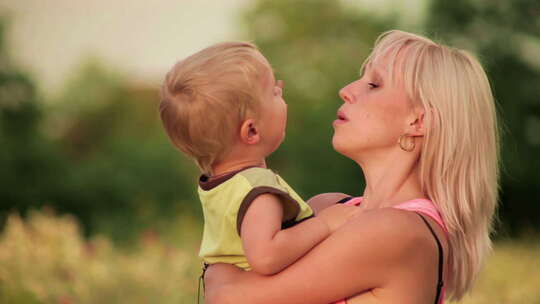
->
<box><xmin>364</xmin><ymin>30</ymin><xmax>499</xmax><ymax>300</ymax></box>
<box><xmin>159</xmin><ymin>42</ymin><xmax>270</xmax><ymax>174</ymax></box>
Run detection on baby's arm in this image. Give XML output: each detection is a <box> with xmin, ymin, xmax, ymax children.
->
<box><xmin>241</xmin><ymin>193</ymin><xmax>359</xmax><ymax>275</ymax></box>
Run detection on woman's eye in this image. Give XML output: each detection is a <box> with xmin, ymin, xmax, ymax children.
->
<box><xmin>368</xmin><ymin>82</ymin><xmax>379</xmax><ymax>89</ymax></box>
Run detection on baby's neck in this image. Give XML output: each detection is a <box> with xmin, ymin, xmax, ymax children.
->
<box><xmin>212</xmin><ymin>158</ymin><xmax>266</xmax><ymax>177</ymax></box>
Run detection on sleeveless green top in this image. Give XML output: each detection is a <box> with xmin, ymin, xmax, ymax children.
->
<box><xmin>198</xmin><ymin>167</ymin><xmax>313</xmax><ymax>270</ymax></box>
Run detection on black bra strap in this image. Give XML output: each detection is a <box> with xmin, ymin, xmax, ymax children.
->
<box><xmin>336</xmin><ymin>196</ymin><xmax>353</xmax><ymax>204</ymax></box>
<box><xmin>416</xmin><ymin>213</ymin><xmax>444</xmax><ymax>304</ymax></box>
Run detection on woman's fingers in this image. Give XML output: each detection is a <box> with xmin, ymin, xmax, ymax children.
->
<box><xmin>317</xmin><ymin>204</ymin><xmax>361</xmax><ymax>232</ymax></box>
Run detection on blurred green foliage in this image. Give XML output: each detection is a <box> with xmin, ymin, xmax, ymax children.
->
<box><xmin>0</xmin><ymin>210</ymin><xmax>201</xmax><ymax>303</ymax></box>
<box><xmin>426</xmin><ymin>0</ymin><xmax>540</xmax><ymax>234</ymax></box>
<box><xmin>244</xmin><ymin>0</ymin><xmax>540</xmax><ymax>235</ymax></box>
<box><xmin>0</xmin><ymin>20</ymin><xmax>67</xmax><ymax>228</ymax></box>
<box><xmin>43</xmin><ymin>60</ymin><xmax>199</xmax><ymax>242</ymax></box>
<box><xmin>242</xmin><ymin>0</ymin><xmax>395</xmax><ymax>198</ymax></box>
<box><xmin>0</xmin><ymin>20</ymin><xmax>198</xmax><ymax>242</ymax></box>
<box><xmin>242</xmin><ymin>0</ymin><xmax>540</xmax><ymax>236</ymax></box>
<box><xmin>1</xmin><ymin>0</ymin><xmax>539</xmax><ymax>242</ymax></box>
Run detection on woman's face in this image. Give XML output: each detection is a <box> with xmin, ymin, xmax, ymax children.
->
<box><xmin>332</xmin><ymin>59</ymin><xmax>416</xmax><ymax>161</ymax></box>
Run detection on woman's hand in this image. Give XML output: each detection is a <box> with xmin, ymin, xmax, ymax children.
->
<box><xmin>204</xmin><ymin>263</ymin><xmax>259</xmax><ymax>304</ymax></box>
<box><xmin>308</xmin><ymin>192</ymin><xmax>351</xmax><ymax>214</ymax></box>
<box><xmin>317</xmin><ymin>204</ymin><xmax>361</xmax><ymax>232</ymax></box>
<box><xmin>204</xmin><ymin>264</ymin><xmax>237</xmax><ymax>304</ymax></box>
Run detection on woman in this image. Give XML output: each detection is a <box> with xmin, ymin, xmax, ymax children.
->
<box><xmin>203</xmin><ymin>30</ymin><xmax>499</xmax><ymax>304</ymax></box>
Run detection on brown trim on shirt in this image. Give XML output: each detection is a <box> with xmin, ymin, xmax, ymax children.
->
<box><xmin>198</xmin><ymin>166</ymin><xmax>258</xmax><ymax>191</ymax></box>
<box><xmin>236</xmin><ymin>186</ymin><xmax>301</xmax><ymax>236</ymax></box>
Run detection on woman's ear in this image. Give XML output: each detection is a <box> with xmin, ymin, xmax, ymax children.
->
<box><xmin>407</xmin><ymin>108</ymin><xmax>425</xmax><ymax>137</ymax></box>
<box><xmin>239</xmin><ymin>119</ymin><xmax>260</xmax><ymax>145</ymax></box>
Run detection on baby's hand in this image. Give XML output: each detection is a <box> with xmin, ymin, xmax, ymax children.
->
<box><xmin>317</xmin><ymin>204</ymin><xmax>361</xmax><ymax>233</ymax></box>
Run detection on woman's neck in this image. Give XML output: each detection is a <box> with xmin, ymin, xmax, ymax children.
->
<box><xmin>357</xmin><ymin>150</ymin><xmax>425</xmax><ymax>210</ymax></box>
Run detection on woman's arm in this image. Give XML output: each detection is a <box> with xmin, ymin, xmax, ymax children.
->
<box><xmin>206</xmin><ymin>208</ymin><xmax>439</xmax><ymax>304</ymax></box>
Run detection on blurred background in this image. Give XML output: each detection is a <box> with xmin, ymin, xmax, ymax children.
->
<box><xmin>0</xmin><ymin>0</ymin><xmax>539</xmax><ymax>303</ymax></box>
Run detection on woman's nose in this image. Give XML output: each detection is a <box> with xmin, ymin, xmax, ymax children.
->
<box><xmin>339</xmin><ymin>86</ymin><xmax>355</xmax><ymax>104</ymax></box>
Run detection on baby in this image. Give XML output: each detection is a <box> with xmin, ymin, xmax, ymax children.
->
<box><xmin>159</xmin><ymin>41</ymin><xmax>357</xmax><ymax>277</ymax></box>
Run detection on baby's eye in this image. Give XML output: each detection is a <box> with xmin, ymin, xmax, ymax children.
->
<box><xmin>368</xmin><ymin>82</ymin><xmax>379</xmax><ymax>89</ymax></box>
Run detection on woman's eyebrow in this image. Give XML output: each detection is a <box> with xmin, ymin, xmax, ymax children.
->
<box><xmin>361</xmin><ymin>66</ymin><xmax>383</xmax><ymax>81</ymax></box>
<box><xmin>371</xmin><ymin>68</ymin><xmax>383</xmax><ymax>80</ymax></box>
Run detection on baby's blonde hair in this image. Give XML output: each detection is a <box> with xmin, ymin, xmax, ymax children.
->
<box><xmin>364</xmin><ymin>30</ymin><xmax>499</xmax><ymax>300</ymax></box>
<box><xmin>160</xmin><ymin>42</ymin><xmax>270</xmax><ymax>174</ymax></box>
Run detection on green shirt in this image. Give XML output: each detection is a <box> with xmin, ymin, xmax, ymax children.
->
<box><xmin>198</xmin><ymin>167</ymin><xmax>313</xmax><ymax>270</ymax></box>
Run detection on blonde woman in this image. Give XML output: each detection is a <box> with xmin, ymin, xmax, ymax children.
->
<box><xmin>203</xmin><ymin>30</ymin><xmax>499</xmax><ymax>304</ymax></box>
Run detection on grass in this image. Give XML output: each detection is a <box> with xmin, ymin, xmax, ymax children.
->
<box><xmin>0</xmin><ymin>209</ymin><xmax>202</xmax><ymax>304</ymax></box>
<box><xmin>0</xmin><ymin>209</ymin><xmax>538</xmax><ymax>303</ymax></box>
<box><xmin>453</xmin><ymin>239</ymin><xmax>540</xmax><ymax>304</ymax></box>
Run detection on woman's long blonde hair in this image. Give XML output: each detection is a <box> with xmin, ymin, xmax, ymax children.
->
<box><xmin>364</xmin><ymin>30</ymin><xmax>500</xmax><ymax>300</ymax></box>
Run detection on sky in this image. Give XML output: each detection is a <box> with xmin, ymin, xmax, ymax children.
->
<box><xmin>1</xmin><ymin>0</ymin><xmax>252</xmax><ymax>97</ymax></box>
<box><xmin>1</xmin><ymin>0</ymin><xmax>425</xmax><ymax>98</ymax></box>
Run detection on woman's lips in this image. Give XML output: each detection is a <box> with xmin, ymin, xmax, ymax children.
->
<box><xmin>333</xmin><ymin>110</ymin><xmax>348</xmax><ymax>126</ymax></box>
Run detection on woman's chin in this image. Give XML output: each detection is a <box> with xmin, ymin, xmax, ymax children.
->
<box><xmin>332</xmin><ymin>137</ymin><xmax>365</xmax><ymax>160</ymax></box>
<box><xmin>332</xmin><ymin>137</ymin><xmax>349</xmax><ymax>156</ymax></box>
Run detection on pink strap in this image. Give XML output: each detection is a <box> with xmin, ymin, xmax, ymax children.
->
<box><xmin>344</xmin><ymin>197</ymin><xmax>448</xmax><ymax>233</ymax></box>
<box><xmin>392</xmin><ymin>199</ymin><xmax>448</xmax><ymax>234</ymax></box>
<box><xmin>343</xmin><ymin>197</ymin><xmax>363</xmax><ymax>207</ymax></box>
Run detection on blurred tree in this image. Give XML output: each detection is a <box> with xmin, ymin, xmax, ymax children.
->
<box><xmin>0</xmin><ymin>18</ymin><xmax>68</xmax><ymax>228</ymax></box>
<box><xmin>243</xmin><ymin>0</ymin><xmax>540</xmax><ymax>235</ymax></box>
<box><xmin>242</xmin><ymin>0</ymin><xmax>395</xmax><ymax>198</ymax></box>
<box><xmin>427</xmin><ymin>0</ymin><xmax>540</xmax><ymax>234</ymax></box>
<box><xmin>0</xmin><ymin>17</ymin><xmax>199</xmax><ymax>242</ymax></box>
<box><xmin>46</xmin><ymin>60</ymin><xmax>199</xmax><ymax>241</ymax></box>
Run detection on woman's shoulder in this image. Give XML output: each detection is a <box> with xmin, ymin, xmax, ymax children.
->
<box><xmin>344</xmin><ymin>208</ymin><xmax>440</xmax><ymax>263</ymax></box>
<box><xmin>332</xmin><ymin>208</ymin><xmax>445</xmax><ymax>303</ymax></box>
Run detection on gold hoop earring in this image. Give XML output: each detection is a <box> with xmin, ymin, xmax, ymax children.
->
<box><xmin>398</xmin><ymin>134</ymin><xmax>415</xmax><ymax>152</ymax></box>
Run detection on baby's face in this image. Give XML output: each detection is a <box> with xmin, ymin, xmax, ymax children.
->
<box><xmin>257</xmin><ymin>65</ymin><xmax>288</xmax><ymax>155</ymax></box>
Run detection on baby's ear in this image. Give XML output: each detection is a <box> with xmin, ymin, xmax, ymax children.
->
<box><xmin>239</xmin><ymin>119</ymin><xmax>260</xmax><ymax>145</ymax></box>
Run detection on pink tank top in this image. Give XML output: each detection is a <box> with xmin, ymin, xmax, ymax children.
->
<box><xmin>333</xmin><ymin>197</ymin><xmax>448</xmax><ymax>304</ymax></box>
